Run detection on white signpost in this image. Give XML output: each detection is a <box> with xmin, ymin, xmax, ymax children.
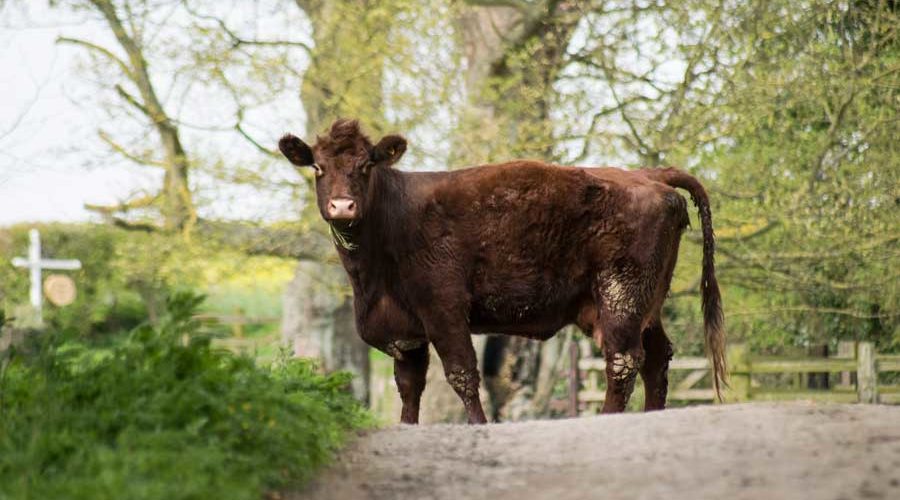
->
<box><xmin>11</xmin><ymin>229</ymin><xmax>82</xmax><ymax>326</ymax></box>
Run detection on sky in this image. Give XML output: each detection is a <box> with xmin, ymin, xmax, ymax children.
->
<box><xmin>0</xmin><ymin>3</ymin><xmax>154</xmax><ymax>224</ymax></box>
<box><xmin>0</xmin><ymin>1</ymin><xmax>309</xmax><ymax>226</ymax></box>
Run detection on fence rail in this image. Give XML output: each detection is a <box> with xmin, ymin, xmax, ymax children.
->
<box><xmin>193</xmin><ymin>312</ymin><xmax>279</xmax><ymax>338</ymax></box>
<box><xmin>576</xmin><ymin>341</ymin><xmax>899</xmax><ymax>414</ymax></box>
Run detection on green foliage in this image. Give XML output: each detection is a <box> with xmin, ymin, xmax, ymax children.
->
<box><xmin>0</xmin><ymin>292</ymin><xmax>370</xmax><ymax>500</ymax></box>
<box><xmin>548</xmin><ymin>0</ymin><xmax>899</xmax><ymax>354</ymax></box>
<box><xmin>698</xmin><ymin>0</ymin><xmax>900</xmax><ymax>351</ymax></box>
<box><xmin>1</xmin><ymin>223</ymin><xmax>294</xmax><ymax>340</ymax></box>
<box><xmin>0</xmin><ymin>224</ymin><xmax>173</xmax><ymax>335</ymax></box>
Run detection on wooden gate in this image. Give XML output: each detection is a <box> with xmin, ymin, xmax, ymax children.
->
<box><xmin>575</xmin><ymin>341</ymin><xmax>900</xmax><ymax>414</ymax></box>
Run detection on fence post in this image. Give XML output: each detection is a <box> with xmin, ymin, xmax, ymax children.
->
<box><xmin>857</xmin><ymin>342</ymin><xmax>877</xmax><ymax>404</ymax></box>
<box><xmin>725</xmin><ymin>343</ymin><xmax>751</xmax><ymax>403</ymax></box>
<box><xmin>807</xmin><ymin>344</ymin><xmax>829</xmax><ymax>389</ymax></box>
<box><xmin>568</xmin><ymin>340</ymin><xmax>580</xmax><ymax>417</ymax></box>
<box><xmin>837</xmin><ymin>341</ymin><xmax>855</xmax><ymax>388</ymax></box>
<box><xmin>232</xmin><ymin>307</ymin><xmax>245</xmax><ymax>338</ymax></box>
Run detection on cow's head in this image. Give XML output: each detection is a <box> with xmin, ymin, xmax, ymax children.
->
<box><xmin>279</xmin><ymin>119</ymin><xmax>406</xmax><ymax>224</ymax></box>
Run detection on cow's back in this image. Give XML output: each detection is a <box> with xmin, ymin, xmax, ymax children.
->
<box><xmin>403</xmin><ymin>161</ymin><xmax>679</xmax><ymax>335</ymax></box>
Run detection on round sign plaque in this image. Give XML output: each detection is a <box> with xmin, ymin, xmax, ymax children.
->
<box><xmin>44</xmin><ymin>274</ymin><xmax>77</xmax><ymax>307</ymax></box>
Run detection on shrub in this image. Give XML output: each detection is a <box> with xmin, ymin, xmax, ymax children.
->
<box><xmin>0</xmin><ymin>292</ymin><xmax>370</xmax><ymax>500</ymax></box>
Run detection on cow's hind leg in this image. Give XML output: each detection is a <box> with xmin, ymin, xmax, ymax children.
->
<box><xmin>393</xmin><ymin>344</ymin><xmax>429</xmax><ymax>424</ymax></box>
<box><xmin>640</xmin><ymin>320</ymin><xmax>673</xmax><ymax>411</ymax></box>
<box><xmin>596</xmin><ymin>315</ymin><xmax>645</xmax><ymax>413</ymax></box>
<box><xmin>594</xmin><ymin>266</ymin><xmax>655</xmax><ymax>413</ymax></box>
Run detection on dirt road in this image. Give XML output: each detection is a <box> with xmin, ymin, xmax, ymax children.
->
<box><xmin>292</xmin><ymin>403</ymin><xmax>900</xmax><ymax>500</ymax></box>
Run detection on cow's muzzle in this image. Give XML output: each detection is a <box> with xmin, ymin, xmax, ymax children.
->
<box><xmin>326</xmin><ymin>197</ymin><xmax>358</xmax><ymax>220</ymax></box>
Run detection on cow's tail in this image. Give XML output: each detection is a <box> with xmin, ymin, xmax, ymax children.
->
<box><xmin>645</xmin><ymin>168</ymin><xmax>727</xmax><ymax>401</ymax></box>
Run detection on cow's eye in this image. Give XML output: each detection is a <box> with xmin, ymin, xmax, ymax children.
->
<box><xmin>312</xmin><ymin>163</ymin><xmax>323</xmax><ymax>177</ymax></box>
<box><xmin>360</xmin><ymin>161</ymin><xmax>375</xmax><ymax>174</ymax></box>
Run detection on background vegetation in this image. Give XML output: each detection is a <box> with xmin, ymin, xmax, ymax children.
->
<box><xmin>0</xmin><ymin>292</ymin><xmax>369</xmax><ymax>499</ymax></box>
<box><xmin>0</xmin><ymin>0</ymin><xmax>898</xmax><ymax>490</ymax></box>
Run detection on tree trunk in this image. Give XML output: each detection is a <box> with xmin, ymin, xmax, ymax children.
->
<box><xmin>64</xmin><ymin>0</ymin><xmax>196</xmax><ymax>231</ymax></box>
<box><xmin>454</xmin><ymin>1</ymin><xmax>583</xmax><ymax>420</ymax></box>
<box><xmin>280</xmin><ymin>0</ymin><xmax>396</xmax><ymax>404</ymax></box>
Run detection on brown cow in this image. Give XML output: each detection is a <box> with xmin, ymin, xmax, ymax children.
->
<box><xmin>279</xmin><ymin>119</ymin><xmax>725</xmax><ymax>424</ymax></box>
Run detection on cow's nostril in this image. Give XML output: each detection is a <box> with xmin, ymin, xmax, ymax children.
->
<box><xmin>328</xmin><ymin>198</ymin><xmax>357</xmax><ymax>219</ymax></box>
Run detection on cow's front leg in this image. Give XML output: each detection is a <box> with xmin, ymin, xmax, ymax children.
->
<box><xmin>392</xmin><ymin>344</ymin><xmax>429</xmax><ymax>424</ymax></box>
<box><xmin>423</xmin><ymin>319</ymin><xmax>487</xmax><ymax>424</ymax></box>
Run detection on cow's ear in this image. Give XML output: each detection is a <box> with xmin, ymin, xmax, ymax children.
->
<box><xmin>279</xmin><ymin>134</ymin><xmax>314</xmax><ymax>167</ymax></box>
<box><xmin>371</xmin><ymin>134</ymin><xmax>407</xmax><ymax>166</ymax></box>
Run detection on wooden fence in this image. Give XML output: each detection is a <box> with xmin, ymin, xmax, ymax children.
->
<box><xmin>193</xmin><ymin>311</ymin><xmax>279</xmax><ymax>338</ymax></box>
<box><xmin>577</xmin><ymin>341</ymin><xmax>900</xmax><ymax>414</ymax></box>
<box><xmin>193</xmin><ymin>312</ymin><xmax>280</xmax><ymax>357</ymax></box>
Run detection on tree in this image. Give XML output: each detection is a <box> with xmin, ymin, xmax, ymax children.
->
<box><xmin>56</xmin><ymin>0</ymin><xmax>194</xmax><ymax>232</ymax></box>
<box><xmin>450</xmin><ymin>0</ymin><xmax>587</xmax><ymax>420</ymax></box>
<box><xmin>546</xmin><ymin>0</ymin><xmax>899</xmax><ymax>352</ymax></box>
<box><xmin>700</xmin><ymin>0</ymin><xmax>900</xmax><ymax>349</ymax></box>
<box><xmin>274</xmin><ymin>1</ymin><xmax>460</xmax><ymax>406</ymax></box>
<box><xmin>51</xmin><ymin>1</ymin><xmax>323</xmax><ymax>248</ymax></box>
<box><xmin>276</xmin><ymin>0</ymin><xmax>407</xmax><ymax>405</ymax></box>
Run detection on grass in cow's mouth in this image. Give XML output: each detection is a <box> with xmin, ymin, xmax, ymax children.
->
<box><xmin>329</xmin><ymin>222</ymin><xmax>358</xmax><ymax>251</ymax></box>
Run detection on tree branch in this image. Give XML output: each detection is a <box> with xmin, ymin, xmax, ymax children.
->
<box><xmin>85</xmin><ymin>193</ymin><xmax>158</xmax><ymax>215</ymax></box>
<box><xmin>193</xmin><ymin>220</ymin><xmax>334</xmax><ymax>261</ymax></box>
<box><xmin>182</xmin><ymin>1</ymin><xmax>312</xmax><ymax>53</ymax></box>
<box><xmin>685</xmin><ymin>220</ymin><xmax>780</xmax><ymax>244</ymax></box>
<box><xmin>56</xmin><ymin>36</ymin><xmax>134</xmax><ymax>80</ymax></box>
<box><xmin>463</xmin><ymin>0</ymin><xmax>537</xmax><ymax>16</ymax></box>
<box><xmin>97</xmin><ymin>129</ymin><xmax>166</xmax><ymax>167</ymax></box>
<box><xmin>729</xmin><ymin>306</ymin><xmax>900</xmax><ymax>320</ymax></box>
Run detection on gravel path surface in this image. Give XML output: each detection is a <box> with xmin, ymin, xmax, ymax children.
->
<box><xmin>291</xmin><ymin>403</ymin><xmax>900</xmax><ymax>500</ymax></box>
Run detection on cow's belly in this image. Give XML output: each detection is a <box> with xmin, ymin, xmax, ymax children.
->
<box><xmin>468</xmin><ymin>283</ymin><xmax>588</xmax><ymax>339</ymax></box>
<box><xmin>469</xmin><ymin>319</ymin><xmax>567</xmax><ymax>340</ymax></box>
<box><xmin>470</xmin><ymin>255</ymin><xmax>588</xmax><ymax>310</ymax></box>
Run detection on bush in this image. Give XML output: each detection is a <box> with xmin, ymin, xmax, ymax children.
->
<box><xmin>0</xmin><ymin>292</ymin><xmax>370</xmax><ymax>500</ymax></box>
<box><xmin>0</xmin><ymin>224</ymin><xmax>157</xmax><ymax>336</ymax></box>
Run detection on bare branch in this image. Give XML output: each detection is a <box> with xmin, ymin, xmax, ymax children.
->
<box><xmin>110</xmin><ymin>218</ymin><xmax>159</xmax><ymax>233</ymax></box>
<box><xmin>685</xmin><ymin>220</ymin><xmax>780</xmax><ymax>244</ymax></box>
<box><xmin>114</xmin><ymin>84</ymin><xmax>155</xmax><ymax>121</ymax></box>
<box><xmin>608</xmin><ymin>81</ymin><xmax>656</xmax><ymax>162</ymax></box>
<box><xmin>182</xmin><ymin>1</ymin><xmax>312</xmax><ymax>52</ymax></box>
<box><xmin>0</xmin><ymin>70</ymin><xmax>47</xmax><ymax>142</ymax></box>
<box><xmin>463</xmin><ymin>0</ymin><xmax>533</xmax><ymax>10</ymax></box>
<box><xmin>97</xmin><ymin>129</ymin><xmax>166</xmax><ymax>167</ymax></box>
<box><xmin>56</xmin><ymin>36</ymin><xmax>134</xmax><ymax>80</ymax></box>
<box><xmin>85</xmin><ymin>193</ymin><xmax>158</xmax><ymax>215</ymax></box>
<box><xmin>729</xmin><ymin>306</ymin><xmax>900</xmax><ymax>320</ymax></box>
<box><xmin>235</xmin><ymin>122</ymin><xmax>279</xmax><ymax>158</ymax></box>
<box><xmin>193</xmin><ymin>220</ymin><xmax>333</xmax><ymax>261</ymax></box>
